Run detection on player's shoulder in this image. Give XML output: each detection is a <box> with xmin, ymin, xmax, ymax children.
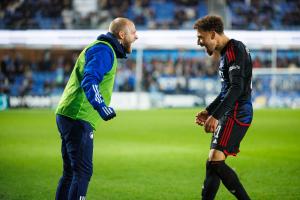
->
<box><xmin>86</xmin><ymin>42</ymin><xmax>114</xmax><ymax>58</ymax></box>
<box><xmin>89</xmin><ymin>42</ymin><xmax>112</xmax><ymax>53</ymax></box>
<box><xmin>225</xmin><ymin>40</ymin><xmax>237</xmax><ymax>63</ymax></box>
<box><xmin>231</xmin><ymin>39</ymin><xmax>246</xmax><ymax>52</ymax></box>
<box><xmin>225</xmin><ymin>39</ymin><xmax>247</xmax><ymax>63</ymax></box>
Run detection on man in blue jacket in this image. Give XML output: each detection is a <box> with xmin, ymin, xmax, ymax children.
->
<box><xmin>55</xmin><ymin>17</ymin><xmax>138</xmax><ymax>200</ymax></box>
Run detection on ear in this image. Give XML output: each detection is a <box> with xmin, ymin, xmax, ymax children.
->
<box><xmin>118</xmin><ymin>31</ymin><xmax>126</xmax><ymax>40</ymax></box>
<box><xmin>211</xmin><ymin>31</ymin><xmax>216</xmax><ymax>40</ymax></box>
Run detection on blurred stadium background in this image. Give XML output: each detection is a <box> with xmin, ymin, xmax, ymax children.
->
<box><xmin>0</xmin><ymin>0</ymin><xmax>300</xmax><ymax>109</ymax></box>
<box><xmin>0</xmin><ymin>0</ymin><xmax>300</xmax><ymax>200</ymax></box>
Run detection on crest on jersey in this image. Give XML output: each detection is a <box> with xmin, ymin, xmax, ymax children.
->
<box><xmin>229</xmin><ymin>65</ymin><xmax>240</xmax><ymax>71</ymax></box>
<box><xmin>89</xmin><ymin>132</ymin><xmax>94</xmax><ymax>139</ymax></box>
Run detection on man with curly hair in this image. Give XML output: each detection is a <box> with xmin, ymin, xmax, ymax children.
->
<box><xmin>194</xmin><ymin>15</ymin><xmax>253</xmax><ymax>200</ymax></box>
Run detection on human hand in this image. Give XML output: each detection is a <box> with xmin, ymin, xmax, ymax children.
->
<box><xmin>98</xmin><ymin>104</ymin><xmax>116</xmax><ymax>121</ymax></box>
<box><xmin>204</xmin><ymin>115</ymin><xmax>218</xmax><ymax>133</ymax></box>
<box><xmin>195</xmin><ymin>110</ymin><xmax>209</xmax><ymax>126</ymax></box>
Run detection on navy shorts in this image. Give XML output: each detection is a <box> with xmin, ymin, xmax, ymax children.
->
<box><xmin>210</xmin><ymin>115</ymin><xmax>251</xmax><ymax>156</ymax></box>
<box><xmin>56</xmin><ymin>114</ymin><xmax>94</xmax><ymax>179</ymax></box>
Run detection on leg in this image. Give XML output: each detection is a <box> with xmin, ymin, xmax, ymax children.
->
<box><xmin>201</xmin><ymin>159</ymin><xmax>221</xmax><ymax>200</ymax></box>
<box><xmin>55</xmin><ymin>115</ymin><xmax>94</xmax><ymax>200</ymax></box>
<box><xmin>201</xmin><ymin>149</ymin><xmax>225</xmax><ymax>200</ymax></box>
<box><xmin>56</xmin><ymin>139</ymin><xmax>73</xmax><ymax>200</ymax></box>
<box><xmin>202</xmin><ymin>116</ymin><xmax>251</xmax><ymax>200</ymax></box>
<box><xmin>201</xmin><ymin>118</ymin><xmax>228</xmax><ymax>200</ymax></box>
<box><xmin>210</xmin><ymin>117</ymin><xmax>250</xmax><ymax>200</ymax></box>
<box><xmin>56</xmin><ymin>115</ymin><xmax>74</xmax><ymax>200</ymax></box>
<box><xmin>66</xmin><ymin>120</ymin><xmax>93</xmax><ymax>200</ymax></box>
<box><xmin>208</xmin><ymin>149</ymin><xmax>250</xmax><ymax>200</ymax></box>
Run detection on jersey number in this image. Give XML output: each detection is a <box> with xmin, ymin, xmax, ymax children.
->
<box><xmin>219</xmin><ymin>71</ymin><xmax>224</xmax><ymax>82</ymax></box>
<box><xmin>214</xmin><ymin>125</ymin><xmax>221</xmax><ymax>138</ymax></box>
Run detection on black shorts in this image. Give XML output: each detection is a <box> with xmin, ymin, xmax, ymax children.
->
<box><xmin>210</xmin><ymin>115</ymin><xmax>251</xmax><ymax>156</ymax></box>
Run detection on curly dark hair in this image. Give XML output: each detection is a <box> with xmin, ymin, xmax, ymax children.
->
<box><xmin>193</xmin><ymin>15</ymin><xmax>224</xmax><ymax>34</ymax></box>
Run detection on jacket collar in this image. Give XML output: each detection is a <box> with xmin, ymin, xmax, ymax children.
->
<box><xmin>97</xmin><ymin>32</ymin><xmax>127</xmax><ymax>59</ymax></box>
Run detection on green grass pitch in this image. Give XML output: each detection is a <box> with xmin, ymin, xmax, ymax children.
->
<box><xmin>0</xmin><ymin>108</ymin><xmax>299</xmax><ymax>200</ymax></box>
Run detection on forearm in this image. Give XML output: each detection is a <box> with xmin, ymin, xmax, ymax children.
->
<box><xmin>212</xmin><ymin>84</ymin><xmax>242</xmax><ymax>119</ymax></box>
<box><xmin>81</xmin><ymin>74</ymin><xmax>105</xmax><ymax>110</ymax></box>
<box><xmin>81</xmin><ymin>74</ymin><xmax>116</xmax><ymax>121</ymax></box>
<box><xmin>206</xmin><ymin>93</ymin><xmax>222</xmax><ymax>115</ymax></box>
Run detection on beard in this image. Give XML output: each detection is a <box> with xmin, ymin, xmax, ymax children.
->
<box><xmin>122</xmin><ymin>40</ymin><xmax>132</xmax><ymax>54</ymax></box>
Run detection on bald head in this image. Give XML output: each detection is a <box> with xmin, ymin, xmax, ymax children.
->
<box><xmin>108</xmin><ymin>17</ymin><xmax>138</xmax><ymax>54</ymax></box>
<box><xmin>109</xmin><ymin>17</ymin><xmax>134</xmax><ymax>38</ymax></box>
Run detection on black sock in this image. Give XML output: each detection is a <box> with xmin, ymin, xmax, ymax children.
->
<box><xmin>210</xmin><ymin>160</ymin><xmax>250</xmax><ymax>200</ymax></box>
<box><xmin>202</xmin><ymin>160</ymin><xmax>221</xmax><ymax>200</ymax></box>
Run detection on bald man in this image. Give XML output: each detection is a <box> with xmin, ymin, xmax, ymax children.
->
<box><xmin>55</xmin><ymin>18</ymin><xmax>138</xmax><ymax>200</ymax></box>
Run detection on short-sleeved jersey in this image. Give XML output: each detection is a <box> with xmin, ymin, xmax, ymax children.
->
<box><xmin>206</xmin><ymin>39</ymin><xmax>253</xmax><ymax>125</ymax></box>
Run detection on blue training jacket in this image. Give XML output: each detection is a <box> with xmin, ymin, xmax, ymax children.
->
<box><xmin>81</xmin><ymin>32</ymin><xmax>127</xmax><ymax>109</ymax></box>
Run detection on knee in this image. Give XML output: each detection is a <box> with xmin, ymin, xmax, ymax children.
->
<box><xmin>206</xmin><ymin>160</ymin><xmax>225</xmax><ymax>174</ymax></box>
<box><xmin>61</xmin><ymin>173</ymin><xmax>73</xmax><ymax>183</ymax></box>
<box><xmin>72</xmin><ymin>174</ymin><xmax>92</xmax><ymax>185</ymax></box>
<box><xmin>206</xmin><ymin>149</ymin><xmax>226</xmax><ymax>174</ymax></box>
<box><xmin>73</xmin><ymin>168</ymin><xmax>93</xmax><ymax>181</ymax></box>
